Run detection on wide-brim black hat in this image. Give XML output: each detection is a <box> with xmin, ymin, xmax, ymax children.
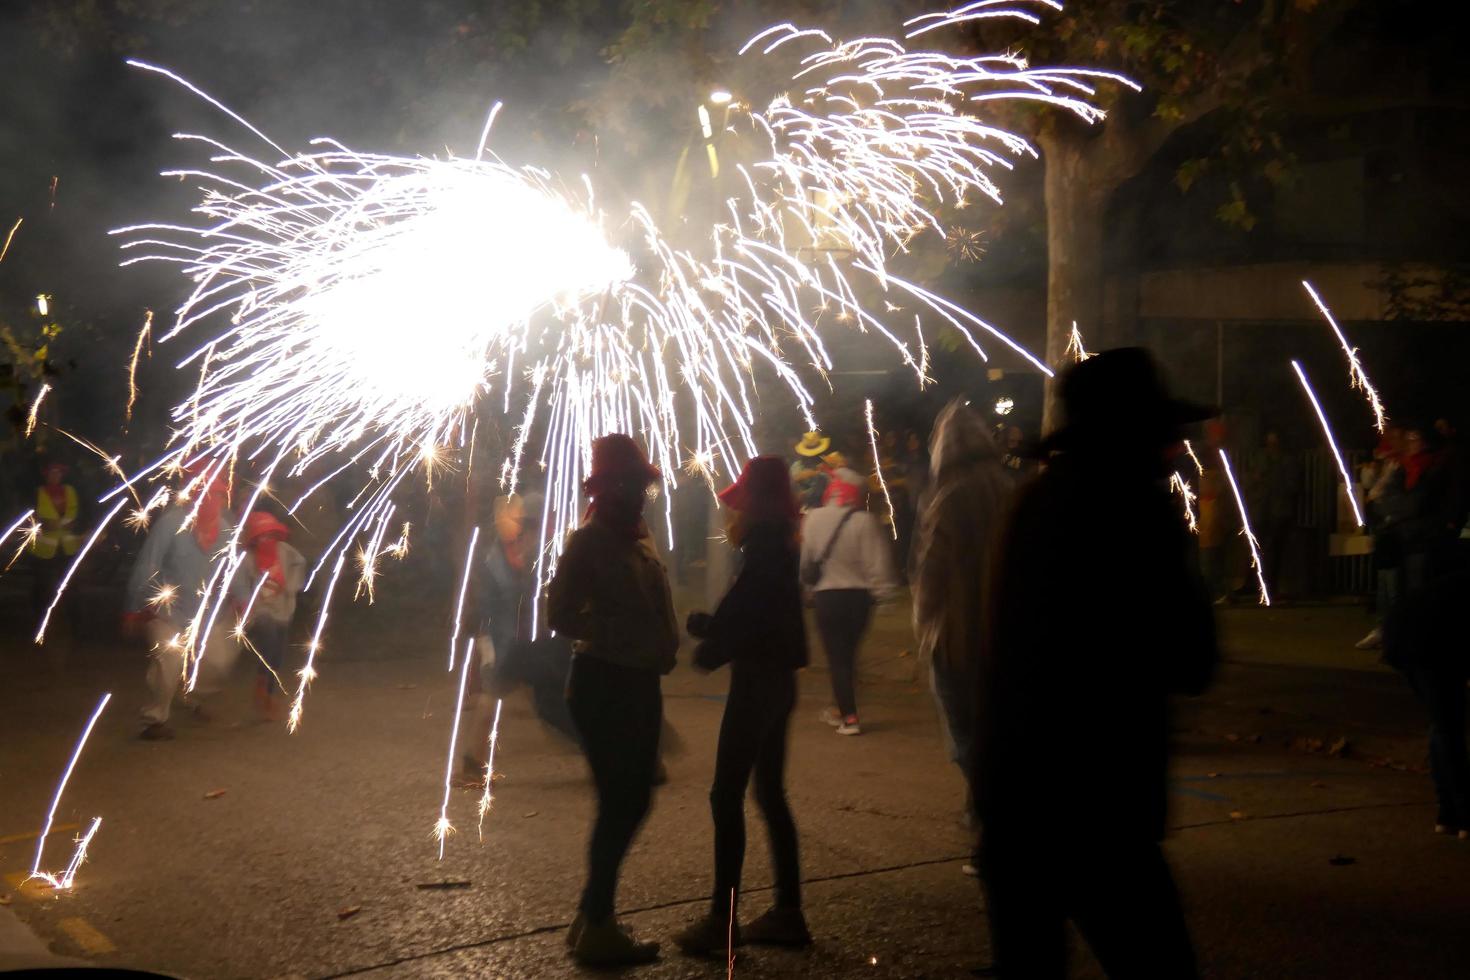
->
<box><xmin>1043</xmin><ymin>347</ymin><xmax>1216</xmax><ymax>451</ymax></box>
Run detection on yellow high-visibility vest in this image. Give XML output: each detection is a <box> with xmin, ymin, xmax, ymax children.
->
<box><xmin>33</xmin><ymin>485</ymin><xmax>81</xmax><ymax>559</ymax></box>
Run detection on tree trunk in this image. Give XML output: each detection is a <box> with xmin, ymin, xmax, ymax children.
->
<box><xmin>1041</xmin><ymin>134</ymin><xmax>1109</xmax><ymax>435</ymax></box>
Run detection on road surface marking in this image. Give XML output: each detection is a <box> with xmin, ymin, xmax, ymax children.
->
<box><xmin>59</xmin><ymin>916</ymin><xmax>117</xmax><ymax>955</ymax></box>
<box><xmin>0</xmin><ymin>823</ymin><xmax>80</xmax><ymax>846</ymax></box>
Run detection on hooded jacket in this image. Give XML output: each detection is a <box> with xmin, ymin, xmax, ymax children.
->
<box><xmin>911</xmin><ymin>401</ymin><xmax>1014</xmax><ymax>678</ymax></box>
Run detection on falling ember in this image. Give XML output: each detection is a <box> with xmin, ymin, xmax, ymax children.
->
<box><xmin>49</xmin><ymin>175</ymin><xmax>59</xmax><ymax>209</ymax></box>
<box><xmin>36</xmin><ymin>294</ymin><xmax>50</xmax><ymax>317</ymax></box>
<box><xmin>1170</xmin><ymin>472</ymin><xmax>1199</xmax><ymax>534</ymax></box>
<box><xmin>24</xmin><ymin>383</ymin><xmax>51</xmax><ymax>438</ymax></box>
<box><xmin>2</xmin><ymin>509</ymin><xmax>40</xmax><ymax>570</ymax></box>
<box><xmin>1182</xmin><ymin>439</ymin><xmax>1205</xmax><ymax>476</ymax></box>
<box><xmin>865</xmin><ymin>400</ymin><xmax>897</xmax><ymax>541</ymax></box>
<box><xmin>475</xmin><ymin>699</ymin><xmax>504</xmax><ymax>842</ymax></box>
<box><xmin>126</xmin><ymin>310</ymin><xmax>153</xmax><ymax>424</ymax></box>
<box><xmin>0</xmin><ymin>216</ymin><xmax>20</xmax><ymax>263</ymax></box>
<box><xmin>1291</xmin><ymin>361</ymin><xmax>1365</xmax><ymax>528</ymax></box>
<box><xmin>944</xmin><ymin>226</ymin><xmax>986</xmax><ymax>263</ymax></box>
<box><xmin>1218</xmin><ymin>450</ymin><xmax>1270</xmax><ymax>606</ymax></box>
<box><xmin>433</xmin><ymin>638</ymin><xmax>476</xmax><ymax>859</ymax></box>
<box><xmin>1064</xmin><ymin>322</ymin><xmax>1092</xmax><ymax>363</ymax></box>
<box><xmin>447</xmin><ymin>527</ymin><xmax>481</xmax><ymax>672</ymax></box>
<box><xmin>34</xmin><ymin>499</ymin><xmax>128</xmax><ymax>644</ymax></box>
<box><xmin>1302</xmin><ymin>281</ymin><xmax>1386</xmax><ymax>433</ymax></box>
<box><xmin>30</xmin><ymin>694</ymin><xmax>111</xmax><ymax>890</ymax></box>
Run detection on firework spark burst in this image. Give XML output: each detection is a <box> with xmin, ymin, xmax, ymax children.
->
<box><xmin>475</xmin><ymin>698</ymin><xmax>504</xmax><ymax>842</ymax></box>
<box><xmin>50</xmin><ymin>4</ymin><xmax>1125</xmax><ymax>730</ymax></box>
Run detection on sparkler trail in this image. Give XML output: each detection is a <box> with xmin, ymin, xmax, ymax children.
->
<box><xmin>34</xmin><ymin>498</ymin><xmax>128</xmax><ymax>643</ymax></box>
<box><xmin>31</xmin><ymin>694</ymin><xmax>111</xmax><ymax>890</ymax></box>
<box><xmin>1182</xmin><ymin>439</ymin><xmax>1205</xmax><ymax>476</ymax></box>
<box><xmin>1169</xmin><ymin>472</ymin><xmax>1198</xmax><ymax>533</ymax></box>
<box><xmin>0</xmin><ymin>216</ymin><xmax>20</xmax><ymax>263</ymax></box>
<box><xmin>1291</xmin><ymin>360</ymin><xmax>1365</xmax><ymax>528</ymax></box>
<box><xmin>475</xmin><ymin>698</ymin><xmax>504</xmax><ymax>842</ymax></box>
<box><xmin>434</xmin><ymin>637</ymin><xmax>476</xmax><ymax>858</ymax></box>
<box><xmin>1064</xmin><ymin>322</ymin><xmax>1091</xmax><ymax>363</ymax></box>
<box><xmin>1303</xmin><ymin>280</ymin><xmax>1386</xmax><ymax>433</ymax></box>
<box><xmin>46</xmin><ymin>3</ymin><xmax>1123</xmax><ymax>729</ymax></box>
<box><xmin>865</xmin><ymin>400</ymin><xmax>897</xmax><ymax>540</ymax></box>
<box><xmin>1218</xmin><ymin>449</ymin><xmax>1270</xmax><ymax>606</ymax></box>
<box><xmin>126</xmin><ymin>310</ymin><xmax>153</xmax><ymax>424</ymax></box>
<box><xmin>24</xmin><ymin>383</ymin><xmax>50</xmax><ymax>437</ymax></box>
<box><xmin>448</xmin><ymin>527</ymin><xmax>481</xmax><ymax>672</ymax></box>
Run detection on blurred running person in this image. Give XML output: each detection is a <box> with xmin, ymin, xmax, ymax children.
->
<box><xmin>240</xmin><ymin>511</ymin><xmax>305</xmax><ymax>722</ymax></box>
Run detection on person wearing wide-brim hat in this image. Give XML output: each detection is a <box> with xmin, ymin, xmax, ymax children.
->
<box><xmin>791</xmin><ymin>431</ymin><xmax>831</xmax><ymax>510</ymax></box>
<box><xmin>673</xmin><ymin>456</ymin><xmax>813</xmax><ymax>956</ymax></box>
<box><xmin>548</xmin><ymin>433</ymin><xmax>679</xmax><ymax>966</ymax></box>
<box><xmin>978</xmin><ymin>348</ymin><xmax>1218</xmax><ymax>977</ymax></box>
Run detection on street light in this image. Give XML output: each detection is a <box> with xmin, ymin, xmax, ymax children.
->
<box><xmin>708</xmin><ymin>88</ymin><xmax>733</xmax><ymax>106</ymax></box>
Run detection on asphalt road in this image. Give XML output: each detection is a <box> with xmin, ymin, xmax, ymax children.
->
<box><xmin>1</xmin><ymin>591</ymin><xmax>1467</xmax><ymax>979</ymax></box>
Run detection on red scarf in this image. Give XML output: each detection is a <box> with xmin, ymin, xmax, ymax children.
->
<box><xmin>43</xmin><ymin>484</ymin><xmax>67</xmax><ymax>515</ymax></box>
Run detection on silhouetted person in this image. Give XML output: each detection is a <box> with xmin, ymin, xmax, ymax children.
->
<box><xmin>547</xmin><ymin>434</ymin><xmax>678</xmax><ymax>966</ymax></box>
<box><xmin>1384</xmin><ymin>421</ymin><xmax>1470</xmax><ymax>840</ymax></box>
<box><xmin>1245</xmin><ymin>431</ymin><xmax>1299</xmax><ymax>597</ymax></box>
<box><xmin>675</xmin><ymin>456</ymin><xmax>812</xmax><ymax>955</ymax></box>
<box><xmin>978</xmin><ymin>349</ymin><xmax>1217</xmax><ymax>978</ymax></box>
<box><xmin>911</xmin><ymin>398</ymin><xmax>1013</xmax><ymax>876</ymax></box>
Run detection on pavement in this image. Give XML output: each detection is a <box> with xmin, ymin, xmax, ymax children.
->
<box><xmin>1</xmin><ymin>587</ymin><xmax>1467</xmax><ymax>979</ymax></box>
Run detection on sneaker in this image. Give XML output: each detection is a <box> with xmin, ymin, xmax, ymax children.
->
<box><xmin>820</xmin><ymin>707</ymin><xmax>843</xmax><ymax>727</ymax></box>
<box><xmin>742</xmin><ymin>907</ymin><xmax>812</xmax><ymax>948</ymax></box>
<box><xmin>1355</xmin><ymin>627</ymin><xmax>1382</xmax><ymax>650</ymax></box>
<box><xmin>835</xmin><ymin>716</ymin><xmax>861</xmax><ymax>736</ymax></box>
<box><xmin>673</xmin><ymin>914</ymin><xmax>740</xmax><ymax>957</ymax></box>
<box><xmin>140</xmin><ymin>722</ymin><xmax>175</xmax><ymax>741</ymax></box>
<box><xmin>961</xmin><ymin>862</ymin><xmax>979</xmax><ymax>877</ymax></box>
<box><xmin>571</xmin><ymin>919</ymin><xmax>660</xmax><ymax>966</ymax></box>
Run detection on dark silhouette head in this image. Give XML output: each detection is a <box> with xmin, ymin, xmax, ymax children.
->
<box><xmin>1047</xmin><ymin>348</ymin><xmax>1214</xmax><ymax>462</ymax></box>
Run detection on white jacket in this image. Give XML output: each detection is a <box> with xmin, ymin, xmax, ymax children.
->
<box><xmin>800</xmin><ymin>505</ymin><xmax>899</xmax><ymax>598</ymax></box>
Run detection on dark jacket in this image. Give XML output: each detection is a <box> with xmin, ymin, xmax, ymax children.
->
<box><xmin>546</xmin><ymin>520</ymin><xmax>679</xmax><ymax>674</ymax></box>
<box><xmin>477</xmin><ymin>535</ymin><xmax>533</xmax><ymax>664</ymax></box>
<box><xmin>691</xmin><ymin>521</ymin><xmax>808</xmax><ymax>672</ymax></box>
<box><xmin>978</xmin><ymin>446</ymin><xmax>1217</xmax><ymax>841</ymax></box>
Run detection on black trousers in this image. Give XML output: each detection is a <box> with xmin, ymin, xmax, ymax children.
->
<box><xmin>980</xmin><ymin>834</ymin><xmax>1197</xmax><ymax>979</ymax></box>
<box><xmin>812</xmin><ymin>589</ymin><xmax>872</xmax><ymax>718</ymax></box>
<box><xmin>1404</xmin><ymin>661</ymin><xmax>1470</xmax><ymax>828</ymax></box>
<box><xmin>710</xmin><ymin>666</ymin><xmax>801</xmax><ymax>919</ymax></box>
<box><xmin>567</xmin><ymin>654</ymin><xmax>663</xmax><ymax>923</ymax></box>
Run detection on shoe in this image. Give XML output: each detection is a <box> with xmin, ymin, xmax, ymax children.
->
<box><xmin>1355</xmin><ymin>627</ymin><xmax>1382</xmax><ymax>650</ymax></box>
<box><xmin>566</xmin><ymin>912</ymin><xmax>586</xmax><ymax>949</ymax></box>
<box><xmin>820</xmin><ymin>707</ymin><xmax>843</xmax><ymax>727</ymax></box>
<box><xmin>961</xmin><ymin>862</ymin><xmax>979</xmax><ymax>877</ymax></box>
<box><xmin>835</xmin><ymin>715</ymin><xmax>861</xmax><ymax>736</ymax></box>
<box><xmin>571</xmin><ymin>919</ymin><xmax>660</xmax><ymax>966</ymax></box>
<box><xmin>742</xmin><ymin>907</ymin><xmax>812</xmax><ymax>948</ymax></box>
<box><xmin>140</xmin><ymin>722</ymin><xmax>175</xmax><ymax>741</ymax></box>
<box><xmin>673</xmin><ymin>914</ymin><xmax>739</xmax><ymax>957</ymax></box>
<box><xmin>253</xmin><ymin>676</ymin><xmax>278</xmax><ymax>722</ymax></box>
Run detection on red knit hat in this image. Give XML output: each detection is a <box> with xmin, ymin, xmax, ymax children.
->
<box><xmin>582</xmin><ymin>434</ymin><xmax>660</xmax><ymax>497</ymax></box>
<box><xmin>243</xmin><ymin>510</ymin><xmax>290</xmax><ymax>545</ymax></box>
<box><xmin>718</xmin><ymin>455</ymin><xmax>798</xmax><ymax>523</ymax></box>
